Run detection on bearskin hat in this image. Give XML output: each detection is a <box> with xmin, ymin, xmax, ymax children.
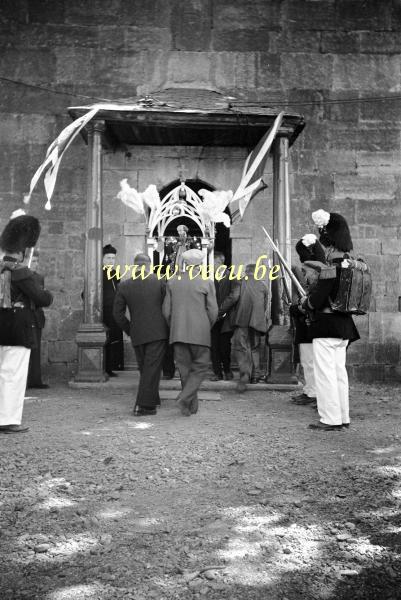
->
<box><xmin>103</xmin><ymin>244</ymin><xmax>117</xmax><ymax>255</ymax></box>
<box><xmin>323</xmin><ymin>213</ymin><xmax>352</xmax><ymax>252</ymax></box>
<box><xmin>0</xmin><ymin>215</ymin><xmax>41</xmax><ymax>254</ymax></box>
<box><xmin>295</xmin><ymin>234</ymin><xmax>326</xmax><ymax>264</ymax></box>
<box><xmin>312</xmin><ymin>210</ymin><xmax>353</xmax><ymax>253</ymax></box>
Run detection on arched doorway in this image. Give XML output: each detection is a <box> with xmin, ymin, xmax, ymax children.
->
<box><xmin>148</xmin><ymin>178</ymin><xmax>232</xmax><ymax>267</ymax></box>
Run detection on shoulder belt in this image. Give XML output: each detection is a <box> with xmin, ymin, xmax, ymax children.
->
<box><xmin>319</xmin><ymin>265</ymin><xmax>337</xmax><ymax>280</ymax></box>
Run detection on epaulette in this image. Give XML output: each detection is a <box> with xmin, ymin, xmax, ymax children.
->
<box><xmin>319</xmin><ymin>265</ymin><xmax>337</xmax><ymax>280</ymax></box>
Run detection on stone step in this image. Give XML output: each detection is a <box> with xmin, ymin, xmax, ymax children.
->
<box><xmin>159</xmin><ymin>390</ymin><xmax>221</xmax><ymax>401</ymax></box>
<box><xmin>69</xmin><ymin>371</ymin><xmax>301</xmax><ymax>392</ymax></box>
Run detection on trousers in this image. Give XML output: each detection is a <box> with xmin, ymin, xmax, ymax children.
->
<box><xmin>0</xmin><ymin>346</ymin><xmax>31</xmax><ymax>425</ymax></box>
<box><xmin>28</xmin><ymin>329</ymin><xmax>43</xmax><ymax>387</ymax></box>
<box><xmin>210</xmin><ymin>320</ymin><xmax>232</xmax><ymax>376</ymax></box>
<box><xmin>134</xmin><ymin>340</ymin><xmax>166</xmax><ymax>408</ymax></box>
<box><xmin>313</xmin><ymin>338</ymin><xmax>349</xmax><ymax>426</ymax></box>
<box><xmin>232</xmin><ymin>327</ymin><xmax>261</xmax><ymax>380</ymax></box>
<box><xmin>174</xmin><ymin>343</ymin><xmax>210</xmax><ymax>411</ymax></box>
<box><xmin>299</xmin><ymin>343</ymin><xmax>316</xmax><ymax>398</ymax></box>
<box><xmin>162</xmin><ymin>344</ymin><xmax>175</xmax><ymax>377</ymax></box>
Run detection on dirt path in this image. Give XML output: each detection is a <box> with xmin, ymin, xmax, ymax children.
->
<box><xmin>0</xmin><ymin>381</ymin><xmax>400</xmax><ymax>599</ymax></box>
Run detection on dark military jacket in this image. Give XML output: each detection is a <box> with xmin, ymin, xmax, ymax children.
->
<box><xmin>305</xmin><ymin>259</ymin><xmax>360</xmax><ymax>343</ymax></box>
<box><xmin>0</xmin><ymin>257</ymin><xmax>53</xmax><ymax>348</ymax></box>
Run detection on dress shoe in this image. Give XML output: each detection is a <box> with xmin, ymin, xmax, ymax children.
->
<box><xmin>292</xmin><ymin>393</ymin><xmax>315</xmax><ymax>403</ymax></box>
<box><xmin>236</xmin><ymin>378</ymin><xmax>247</xmax><ymax>393</ymax></box>
<box><xmin>190</xmin><ymin>397</ymin><xmax>199</xmax><ymax>414</ymax></box>
<box><xmin>0</xmin><ymin>424</ymin><xmax>29</xmax><ymax>433</ymax></box>
<box><xmin>293</xmin><ymin>394</ymin><xmax>317</xmax><ymax>405</ymax></box>
<box><xmin>106</xmin><ymin>371</ymin><xmax>118</xmax><ymax>378</ymax></box>
<box><xmin>250</xmin><ymin>377</ymin><xmax>261</xmax><ymax>384</ymax></box>
<box><xmin>177</xmin><ymin>399</ymin><xmax>191</xmax><ymax>417</ymax></box>
<box><xmin>209</xmin><ymin>374</ymin><xmax>223</xmax><ymax>381</ymax></box>
<box><xmin>308</xmin><ymin>422</ymin><xmax>342</xmax><ymax>431</ymax></box>
<box><xmin>133</xmin><ymin>406</ymin><xmax>156</xmax><ymax>416</ymax></box>
<box><xmin>28</xmin><ymin>383</ymin><xmax>49</xmax><ymax>390</ymax></box>
<box><xmin>224</xmin><ymin>371</ymin><xmax>234</xmax><ymax>381</ymax></box>
<box><xmin>342</xmin><ymin>423</ymin><xmax>350</xmax><ymax>429</ymax></box>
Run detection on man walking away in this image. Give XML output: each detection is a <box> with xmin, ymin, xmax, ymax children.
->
<box><xmin>210</xmin><ymin>251</ymin><xmax>240</xmax><ymax>381</ymax></box>
<box><xmin>113</xmin><ymin>253</ymin><xmax>168</xmax><ymax>416</ymax></box>
<box><xmin>232</xmin><ymin>263</ymin><xmax>269</xmax><ymax>393</ymax></box>
<box><xmin>163</xmin><ymin>249</ymin><xmax>218</xmax><ymax>416</ymax></box>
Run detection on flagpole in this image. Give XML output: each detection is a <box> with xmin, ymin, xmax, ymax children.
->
<box><xmin>26</xmin><ymin>247</ymin><xmax>34</xmax><ymax>268</ymax></box>
<box><xmin>262</xmin><ymin>226</ymin><xmax>306</xmax><ymax>296</ymax></box>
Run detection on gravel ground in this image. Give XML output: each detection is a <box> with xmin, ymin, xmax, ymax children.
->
<box><xmin>0</xmin><ymin>381</ymin><xmax>400</xmax><ymax>600</ymax></box>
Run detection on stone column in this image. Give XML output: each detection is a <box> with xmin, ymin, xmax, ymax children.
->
<box><xmin>73</xmin><ymin>120</ymin><xmax>108</xmax><ymax>382</ymax></box>
<box><xmin>266</xmin><ymin>136</ymin><xmax>297</xmax><ymax>384</ymax></box>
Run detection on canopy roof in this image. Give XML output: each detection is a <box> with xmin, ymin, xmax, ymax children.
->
<box><xmin>68</xmin><ymin>88</ymin><xmax>305</xmax><ymax>149</ymax></box>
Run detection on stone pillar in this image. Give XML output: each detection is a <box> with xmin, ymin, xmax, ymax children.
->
<box><xmin>74</xmin><ymin>120</ymin><xmax>108</xmax><ymax>382</ymax></box>
<box><xmin>266</xmin><ymin>136</ymin><xmax>297</xmax><ymax>384</ymax></box>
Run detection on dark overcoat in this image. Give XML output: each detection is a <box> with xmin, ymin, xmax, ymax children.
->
<box><xmin>113</xmin><ymin>274</ymin><xmax>168</xmax><ymax>347</ymax></box>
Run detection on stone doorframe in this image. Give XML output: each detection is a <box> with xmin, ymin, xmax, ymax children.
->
<box><xmin>71</xmin><ymin>106</ymin><xmax>304</xmax><ymax>383</ymax></box>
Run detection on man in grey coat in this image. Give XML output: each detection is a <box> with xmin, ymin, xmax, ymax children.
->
<box><xmin>162</xmin><ymin>249</ymin><xmax>218</xmax><ymax>416</ymax></box>
<box><xmin>113</xmin><ymin>254</ymin><xmax>168</xmax><ymax>416</ymax></box>
<box><xmin>232</xmin><ymin>263</ymin><xmax>269</xmax><ymax>392</ymax></box>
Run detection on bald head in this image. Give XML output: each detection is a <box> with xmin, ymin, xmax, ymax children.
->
<box><xmin>134</xmin><ymin>253</ymin><xmax>151</xmax><ymax>266</ymax></box>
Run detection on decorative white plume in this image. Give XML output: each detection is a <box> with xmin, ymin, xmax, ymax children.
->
<box><xmin>141</xmin><ymin>184</ymin><xmax>161</xmax><ymax>212</ymax></box>
<box><xmin>198</xmin><ymin>189</ymin><xmax>233</xmax><ymax>228</ymax></box>
<box><xmin>117</xmin><ymin>179</ymin><xmax>145</xmax><ymax>215</ymax></box>
<box><xmin>302</xmin><ymin>233</ymin><xmax>317</xmax><ymax>247</ymax></box>
<box><xmin>312</xmin><ymin>209</ymin><xmax>330</xmax><ymax>228</ymax></box>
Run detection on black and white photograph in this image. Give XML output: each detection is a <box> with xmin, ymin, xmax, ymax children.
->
<box><xmin>0</xmin><ymin>1</ymin><xmax>400</xmax><ymax>598</ymax></box>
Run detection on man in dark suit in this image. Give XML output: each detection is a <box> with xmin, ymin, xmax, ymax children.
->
<box><xmin>210</xmin><ymin>251</ymin><xmax>240</xmax><ymax>381</ymax></box>
<box><xmin>163</xmin><ymin>249</ymin><xmax>218</xmax><ymax>416</ymax></box>
<box><xmin>103</xmin><ymin>244</ymin><xmax>124</xmax><ymax>377</ymax></box>
<box><xmin>113</xmin><ymin>253</ymin><xmax>168</xmax><ymax>416</ymax></box>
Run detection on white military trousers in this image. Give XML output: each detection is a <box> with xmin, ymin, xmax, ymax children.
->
<box><xmin>313</xmin><ymin>338</ymin><xmax>349</xmax><ymax>426</ymax></box>
<box><xmin>299</xmin><ymin>343</ymin><xmax>316</xmax><ymax>398</ymax></box>
<box><xmin>0</xmin><ymin>346</ymin><xmax>31</xmax><ymax>425</ymax></box>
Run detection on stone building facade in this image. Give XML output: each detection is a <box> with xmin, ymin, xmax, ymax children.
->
<box><xmin>0</xmin><ymin>0</ymin><xmax>400</xmax><ymax>380</ymax></box>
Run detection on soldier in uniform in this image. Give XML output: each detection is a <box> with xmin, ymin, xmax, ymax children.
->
<box><xmin>299</xmin><ymin>210</ymin><xmax>360</xmax><ymax>431</ymax></box>
<box><xmin>0</xmin><ymin>214</ymin><xmax>53</xmax><ymax>434</ymax></box>
<box><xmin>290</xmin><ymin>234</ymin><xmax>326</xmax><ymax>406</ymax></box>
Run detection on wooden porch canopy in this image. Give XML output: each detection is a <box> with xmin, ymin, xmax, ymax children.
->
<box><xmin>69</xmin><ymin>89</ymin><xmax>305</xmax><ymax>383</ymax></box>
<box><xmin>69</xmin><ymin>89</ymin><xmax>304</xmax><ymax>148</ymax></box>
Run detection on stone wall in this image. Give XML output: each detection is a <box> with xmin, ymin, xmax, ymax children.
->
<box><xmin>0</xmin><ymin>0</ymin><xmax>400</xmax><ymax>380</ymax></box>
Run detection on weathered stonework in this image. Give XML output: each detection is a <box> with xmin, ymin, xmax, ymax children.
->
<box><xmin>0</xmin><ymin>0</ymin><xmax>400</xmax><ymax>380</ymax></box>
